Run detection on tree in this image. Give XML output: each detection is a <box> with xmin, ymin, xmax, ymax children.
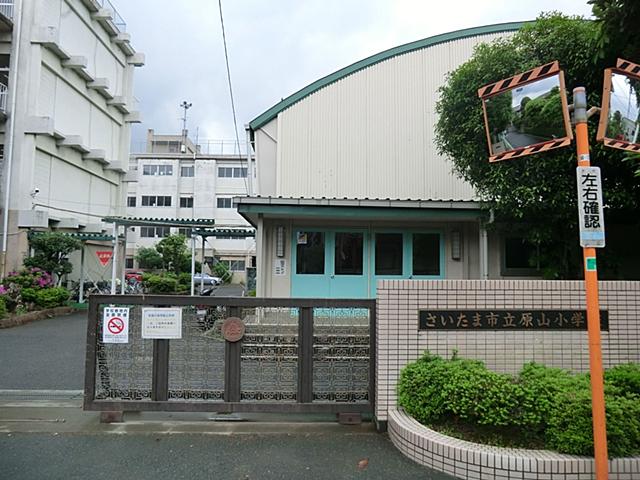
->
<box><xmin>435</xmin><ymin>13</ymin><xmax>640</xmax><ymax>279</ymax></box>
<box><xmin>155</xmin><ymin>234</ymin><xmax>190</xmax><ymax>274</ymax></box>
<box><xmin>23</xmin><ymin>233</ymin><xmax>81</xmax><ymax>284</ymax></box>
<box><xmin>590</xmin><ymin>0</ymin><xmax>640</xmax><ymax>175</ymax></box>
<box><xmin>135</xmin><ymin>247</ymin><xmax>163</xmax><ymax>270</ymax></box>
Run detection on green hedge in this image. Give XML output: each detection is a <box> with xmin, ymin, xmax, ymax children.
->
<box><xmin>397</xmin><ymin>353</ymin><xmax>640</xmax><ymax>457</ymax></box>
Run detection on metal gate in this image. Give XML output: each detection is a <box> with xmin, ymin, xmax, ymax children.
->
<box><xmin>84</xmin><ymin>295</ymin><xmax>375</xmax><ymax>414</ymax></box>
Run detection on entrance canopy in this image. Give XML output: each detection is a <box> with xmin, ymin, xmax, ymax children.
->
<box><xmin>234</xmin><ymin>196</ymin><xmax>485</xmax><ymax>226</ymax></box>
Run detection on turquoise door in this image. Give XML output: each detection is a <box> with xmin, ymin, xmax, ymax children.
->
<box><xmin>291</xmin><ymin>229</ymin><xmax>369</xmax><ymax>298</ymax></box>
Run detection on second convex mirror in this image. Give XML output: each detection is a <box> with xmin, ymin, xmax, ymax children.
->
<box><xmin>597</xmin><ymin>59</ymin><xmax>640</xmax><ymax>152</ymax></box>
<box><xmin>478</xmin><ymin>61</ymin><xmax>573</xmax><ymax>162</ymax></box>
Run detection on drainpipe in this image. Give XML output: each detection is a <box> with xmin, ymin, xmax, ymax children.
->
<box><xmin>245</xmin><ymin>125</ymin><xmax>253</xmax><ymax>196</ymax></box>
<box><xmin>1</xmin><ymin>0</ymin><xmax>23</xmax><ymax>277</ymax></box>
<box><xmin>479</xmin><ymin>209</ymin><xmax>494</xmax><ymax>280</ymax></box>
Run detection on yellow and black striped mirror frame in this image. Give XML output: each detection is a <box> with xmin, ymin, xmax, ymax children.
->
<box><xmin>596</xmin><ymin>58</ymin><xmax>640</xmax><ymax>153</ymax></box>
<box><xmin>477</xmin><ymin>61</ymin><xmax>573</xmax><ymax>163</ymax></box>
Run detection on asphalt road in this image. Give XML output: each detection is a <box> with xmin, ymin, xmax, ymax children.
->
<box><xmin>0</xmin><ymin>285</ymin><xmax>245</xmax><ymax>390</ymax></box>
<box><xmin>0</xmin><ymin>432</ymin><xmax>454</xmax><ymax>480</ymax></box>
<box><xmin>0</xmin><ymin>312</ymin><xmax>86</xmax><ymax>390</ymax></box>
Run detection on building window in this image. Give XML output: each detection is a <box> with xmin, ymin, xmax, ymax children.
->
<box><xmin>219</xmin><ymin>166</ymin><xmax>247</xmax><ymax>178</ymax></box>
<box><xmin>127</xmin><ymin>196</ymin><xmax>136</xmax><ymax>207</ymax></box>
<box><xmin>375</xmin><ymin>233</ymin><xmax>403</xmax><ymax>275</ymax></box>
<box><xmin>216</xmin><ymin>197</ymin><xmax>233</xmax><ymax>208</ymax></box>
<box><xmin>503</xmin><ymin>237</ymin><xmax>539</xmax><ymax>275</ymax></box>
<box><xmin>180</xmin><ymin>197</ymin><xmax>194</xmax><ymax>208</ymax></box>
<box><xmin>412</xmin><ymin>233</ymin><xmax>440</xmax><ymax>276</ymax></box>
<box><xmin>177</xmin><ymin>228</ymin><xmax>191</xmax><ymax>236</ymax></box>
<box><xmin>140</xmin><ymin>227</ymin><xmax>171</xmax><ymax>238</ymax></box>
<box><xmin>335</xmin><ymin>232</ymin><xmax>363</xmax><ymax>275</ymax></box>
<box><xmin>125</xmin><ymin>257</ymin><xmax>134</xmax><ymax>269</ymax></box>
<box><xmin>181</xmin><ymin>166</ymin><xmax>194</xmax><ymax>177</ymax></box>
<box><xmin>218</xmin><ymin>167</ymin><xmax>233</xmax><ymax>178</ymax></box>
<box><xmin>141</xmin><ymin>195</ymin><xmax>172</xmax><ymax>207</ymax></box>
<box><xmin>168</xmin><ymin>141</ymin><xmax>181</xmax><ymax>153</ymax></box>
<box><xmin>296</xmin><ymin>231</ymin><xmax>324</xmax><ymax>274</ymax></box>
<box><xmin>142</xmin><ymin>164</ymin><xmax>173</xmax><ymax>176</ymax></box>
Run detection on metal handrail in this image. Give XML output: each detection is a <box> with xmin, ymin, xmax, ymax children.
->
<box><xmin>0</xmin><ymin>1</ymin><xmax>13</xmax><ymax>20</ymax></box>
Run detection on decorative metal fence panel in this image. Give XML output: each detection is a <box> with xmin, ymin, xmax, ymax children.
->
<box><xmin>84</xmin><ymin>296</ymin><xmax>375</xmax><ymax>414</ymax></box>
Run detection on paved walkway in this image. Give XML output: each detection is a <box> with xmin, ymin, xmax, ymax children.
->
<box><xmin>0</xmin><ymin>311</ymin><xmax>86</xmax><ymax>389</ymax></box>
<box><xmin>0</xmin><ymin>310</ymin><xmax>454</xmax><ymax>480</ymax></box>
<box><xmin>0</xmin><ymin>396</ymin><xmax>453</xmax><ymax>480</ymax></box>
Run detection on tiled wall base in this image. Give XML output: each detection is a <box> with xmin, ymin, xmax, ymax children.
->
<box><xmin>388</xmin><ymin>408</ymin><xmax>640</xmax><ymax>480</ymax></box>
<box><xmin>376</xmin><ymin>280</ymin><xmax>640</xmax><ymax>422</ymax></box>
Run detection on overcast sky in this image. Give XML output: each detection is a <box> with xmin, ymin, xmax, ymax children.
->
<box><xmin>116</xmin><ymin>0</ymin><xmax>593</xmax><ymax>152</ymax></box>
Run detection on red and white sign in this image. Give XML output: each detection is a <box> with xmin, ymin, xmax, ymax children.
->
<box><xmin>96</xmin><ymin>250</ymin><xmax>113</xmax><ymax>267</ymax></box>
<box><xmin>103</xmin><ymin>307</ymin><xmax>129</xmax><ymax>344</ymax></box>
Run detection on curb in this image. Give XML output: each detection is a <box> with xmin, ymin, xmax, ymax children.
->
<box><xmin>0</xmin><ymin>306</ymin><xmax>79</xmax><ymax>329</ymax></box>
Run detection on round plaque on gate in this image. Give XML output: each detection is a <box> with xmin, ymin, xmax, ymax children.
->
<box><xmin>222</xmin><ymin>317</ymin><xmax>245</xmax><ymax>342</ymax></box>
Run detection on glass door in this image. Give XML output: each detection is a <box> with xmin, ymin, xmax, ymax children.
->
<box><xmin>330</xmin><ymin>231</ymin><xmax>368</xmax><ymax>298</ymax></box>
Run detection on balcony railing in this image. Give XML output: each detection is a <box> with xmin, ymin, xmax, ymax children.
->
<box><xmin>95</xmin><ymin>0</ymin><xmax>126</xmax><ymax>32</ymax></box>
<box><xmin>0</xmin><ymin>82</ymin><xmax>7</xmax><ymax>113</ymax></box>
<box><xmin>0</xmin><ymin>1</ymin><xmax>13</xmax><ymax>20</ymax></box>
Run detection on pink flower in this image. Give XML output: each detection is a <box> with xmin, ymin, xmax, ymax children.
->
<box><xmin>0</xmin><ymin>285</ymin><xmax>6</xmax><ymax>295</ymax></box>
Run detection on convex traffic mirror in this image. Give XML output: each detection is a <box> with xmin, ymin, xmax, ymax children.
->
<box><xmin>597</xmin><ymin>59</ymin><xmax>640</xmax><ymax>152</ymax></box>
<box><xmin>478</xmin><ymin>61</ymin><xmax>573</xmax><ymax>162</ymax></box>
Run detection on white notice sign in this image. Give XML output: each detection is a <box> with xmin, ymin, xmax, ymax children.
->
<box><xmin>274</xmin><ymin>258</ymin><xmax>287</xmax><ymax>276</ymax></box>
<box><xmin>141</xmin><ymin>308</ymin><xmax>182</xmax><ymax>339</ymax></box>
<box><xmin>103</xmin><ymin>307</ymin><xmax>130</xmax><ymax>344</ymax></box>
<box><xmin>576</xmin><ymin>166</ymin><xmax>605</xmax><ymax>248</ymax></box>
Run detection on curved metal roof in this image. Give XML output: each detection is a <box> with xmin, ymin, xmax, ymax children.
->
<box><xmin>249</xmin><ymin>21</ymin><xmax>526</xmax><ymax>131</ymax></box>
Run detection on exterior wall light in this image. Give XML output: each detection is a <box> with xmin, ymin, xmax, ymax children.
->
<box><xmin>451</xmin><ymin>230</ymin><xmax>462</xmax><ymax>261</ymax></box>
<box><xmin>276</xmin><ymin>226</ymin><xmax>285</xmax><ymax>257</ymax></box>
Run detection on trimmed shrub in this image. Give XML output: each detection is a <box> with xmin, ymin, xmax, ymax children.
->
<box><xmin>142</xmin><ymin>273</ymin><xmax>179</xmax><ymax>294</ymax></box>
<box><xmin>34</xmin><ymin>287</ymin><xmax>70</xmax><ymax>308</ymax></box>
<box><xmin>20</xmin><ymin>287</ymin><xmax>38</xmax><ymax>305</ymax></box>
<box><xmin>398</xmin><ymin>353</ymin><xmax>640</xmax><ymax>457</ymax></box>
<box><xmin>0</xmin><ymin>297</ymin><xmax>7</xmax><ymax>318</ymax></box>
<box><xmin>605</xmin><ymin>363</ymin><xmax>640</xmax><ymax>396</ymax></box>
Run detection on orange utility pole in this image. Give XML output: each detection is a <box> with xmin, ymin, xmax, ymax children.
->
<box><xmin>573</xmin><ymin>86</ymin><xmax>608</xmax><ymax>480</ymax></box>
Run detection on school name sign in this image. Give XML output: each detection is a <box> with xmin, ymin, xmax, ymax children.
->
<box><xmin>419</xmin><ymin>310</ymin><xmax>609</xmax><ymax>331</ymax></box>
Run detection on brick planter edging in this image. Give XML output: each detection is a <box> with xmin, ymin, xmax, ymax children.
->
<box><xmin>388</xmin><ymin>408</ymin><xmax>640</xmax><ymax>480</ymax></box>
<box><xmin>0</xmin><ymin>306</ymin><xmax>77</xmax><ymax>329</ymax></box>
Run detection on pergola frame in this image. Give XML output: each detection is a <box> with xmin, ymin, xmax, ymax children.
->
<box><xmin>101</xmin><ymin>217</ymin><xmax>255</xmax><ymax>295</ymax></box>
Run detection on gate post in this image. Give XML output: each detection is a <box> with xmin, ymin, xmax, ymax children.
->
<box><xmin>297</xmin><ymin>307</ymin><xmax>313</xmax><ymax>403</ymax></box>
<box><xmin>224</xmin><ymin>306</ymin><xmax>242</xmax><ymax>402</ymax></box>
<box><xmin>152</xmin><ymin>339</ymin><xmax>170</xmax><ymax>401</ymax></box>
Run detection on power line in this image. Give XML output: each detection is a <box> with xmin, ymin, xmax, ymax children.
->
<box><xmin>217</xmin><ymin>0</ymin><xmax>248</xmax><ymax>193</ymax></box>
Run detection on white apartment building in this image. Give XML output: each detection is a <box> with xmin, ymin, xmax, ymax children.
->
<box><xmin>126</xmin><ymin>131</ymin><xmax>255</xmax><ymax>283</ymax></box>
<box><xmin>0</xmin><ymin>0</ymin><xmax>143</xmax><ymax>275</ymax></box>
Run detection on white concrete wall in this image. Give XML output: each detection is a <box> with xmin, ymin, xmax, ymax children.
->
<box><xmin>0</xmin><ymin>0</ymin><xmax>140</xmax><ymax>271</ymax></box>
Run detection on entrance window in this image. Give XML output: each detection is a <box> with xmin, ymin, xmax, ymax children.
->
<box><xmin>296</xmin><ymin>232</ymin><xmax>324</xmax><ymax>274</ymax></box>
<box><xmin>375</xmin><ymin>233</ymin><xmax>403</xmax><ymax>275</ymax></box>
<box><xmin>335</xmin><ymin>232</ymin><xmax>363</xmax><ymax>275</ymax></box>
<box><xmin>503</xmin><ymin>237</ymin><xmax>539</xmax><ymax>275</ymax></box>
<box><xmin>413</xmin><ymin>233</ymin><xmax>440</xmax><ymax>276</ymax></box>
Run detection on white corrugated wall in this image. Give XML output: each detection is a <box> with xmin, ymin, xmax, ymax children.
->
<box><xmin>274</xmin><ymin>32</ymin><xmax>509</xmax><ymax>201</ymax></box>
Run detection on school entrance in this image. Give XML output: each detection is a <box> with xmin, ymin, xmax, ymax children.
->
<box><xmin>84</xmin><ymin>295</ymin><xmax>375</xmax><ymax>418</ymax></box>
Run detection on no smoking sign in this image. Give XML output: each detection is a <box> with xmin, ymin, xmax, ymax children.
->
<box><xmin>103</xmin><ymin>307</ymin><xmax>130</xmax><ymax>344</ymax></box>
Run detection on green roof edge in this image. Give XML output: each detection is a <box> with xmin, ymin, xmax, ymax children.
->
<box><xmin>249</xmin><ymin>21</ymin><xmax>528</xmax><ymax>131</ymax></box>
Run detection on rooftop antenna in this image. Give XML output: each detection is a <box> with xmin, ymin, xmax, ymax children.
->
<box><xmin>180</xmin><ymin>101</ymin><xmax>192</xmax><ymax>153</ymax></box>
